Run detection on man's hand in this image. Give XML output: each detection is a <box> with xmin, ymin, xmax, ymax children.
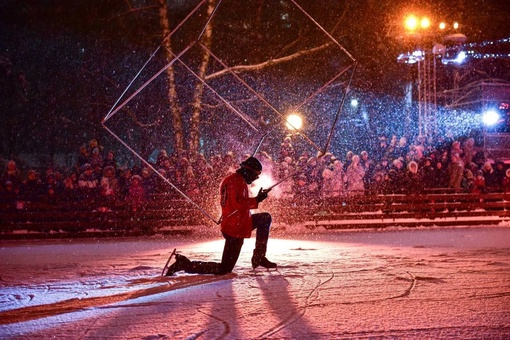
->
<box><xmin>256</xmin><ymin>187</ymin><xmax>270</xmax><ymax>202</ymax></box>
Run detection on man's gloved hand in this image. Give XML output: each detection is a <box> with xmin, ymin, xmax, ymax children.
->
<box><xmin>256</xmin><ymin>188</ymin><xmax>270</xmax><ymax>202</ymax></box>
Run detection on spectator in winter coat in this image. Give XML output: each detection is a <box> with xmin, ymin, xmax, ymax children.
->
<box><xmin>87</xmin><ymin>139</ymin><xmax>102</xmax><ymax>156</ymax></box>
<box><xmin>404</xmin><ymin>161</ymin><xmax>423</xmax><ymax>194</ymax></box>
<box><xmin>345</xmin><ymin>155</ymin><xmax>365</xmax><ymax>195</ymax></box>
<box><xmin>420</xmin><ymin>157</ymin><xmax>436</xmax><ymax>189</ymax></box>
<box><xmin>279</xmin><ymin>136</ymin><xmax>296</xmax><ymax>162</ymax></box>
<box><xmin>140</xmin><ymin>167</ymin><xmax>156</xmax><ymax>197</ymax></box>
<box><xmin>100</xmin><ymin>165</ymin><xmax>118</xmax><ymax>202</ymax></box>
<box><xmin>343</xmin><ymin>151</ymin><xmax>354</xmax><ymax>173</ymax></box>
<box><xmin>330</xmin><ymin>160</ymin><xmax>346</xmax><ymax>197</ymax></box>
<box><xmin>78</xmin><ymin>163</ymin><xmax>99</xmax><ymax>200</ymax></box>
<box><xmin>63</xmin><ymin>172</ymin><xmax>78</xmax><ymax>199</ymax></box>
<box><xmin>1</xmin><ymin>160</ymin><xmax>22</xmax><ymax>193</ymax></box>
<box><xmin>395</xmin><ymin>136</ymin><xmax>409</xmax><ymax>159</ymax></box>
<box><xmin>76</xmin><ymin>145</ymin><xmax>89</xmax><ymax>169</ymax></box>
<box><xmin>374</xmin><ymin>157</ymin><xmax>390</xmax><ymax>178</ymax></box>
<box><xmin>118</xmin><ymin>168</ymin><xmax>132</xmax><ymax>199</ymax></box>
<box><xmin>304</xmin><ymin>157</ymin><xmax>322</xmax><ymax>197</ymax></box>
<box><xmin>321</xmin><ymin>168</ymin><xmax>336</xmax><ymax>198</ymax></box>
<box><xmin>462</xmin><ymin>138</ymin><xmax>475</xmax><ymax>165</ymax></box>
<box><xmin>482</xmin><ymin>162</ymin><xmax>499</xmax><ymax>192</ymax></box>
<box><xmin>462</xmin><ymin>170</ymin><xmax>475</xmax><ymax>193</ymax></box>
<box><xmin>385</xmin><ymin>159</ymin><xmax>406</xmax><ymax>194</ymax></box>
<box><xmin>128</xmin><ymin>175</ymin><xmax>145</xmax><ymax>211</ymax></box>
<box><xmin>20</xmin><ymin>169</ymin><xmax>42</xmax><ymax>200</ymax></box>
<box><xmin>448</xmin><ymin>153</ymin><xmax>464</xmax><ymax>191</ymax></box>
<box><xmin>103</xmin><ymin>150</ymin><xmax>118</xmax><ymax>170</ymax></box>
<box><xmin>89</xmin><ymin>148</ymin><xmax>103</xmax><ymax>169</ymax></box>
<box><xmin>450</xmin><ymin>140</ymin><xmax>462</xmax><ymax>157</ymax></box>
<box><xmin>360</xmin><ymin>150</ymin><xmax>375</xmax><ymax>193</ymax></box>
<box><xmin>473</xmin><ymin>170</ymin><xmax>486</xmax><ymax>194</ymax></box>
<box><xmin>493</xmin><ymin>161</ymin><xmax>506</xmax><ymax>191</ymax></box>
<box><xmin>433</xmin><ymin>161</ymin><xmax>449</xmax><ymax>189</ymax></box>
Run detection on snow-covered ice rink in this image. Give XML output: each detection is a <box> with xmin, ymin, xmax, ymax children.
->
<box><xmin>1</xmin><ymin>225</ymin><xmax>509</xmax><ymax>339</ymax></box>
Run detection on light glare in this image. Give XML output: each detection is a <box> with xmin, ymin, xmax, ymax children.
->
<box><xmin>405</xmin><ymin>15</ymin><xmax>418</xmax><ymax>31</ymax></box>
<box><xmin>454</xmin><ymin>51</ymin><xmax>467</xmax><ymax>64</ymax></box>
<box><xmin>286</xmin><ymin>114</ymin><xmax>303</xmax><ymax>131</ymax></box>
<box><xmin>482</xmin><ymin>110</ymin><xmax>500</xmax><ymax>126</ymax></box>
<box><xmin>420</xmin><ymin>17</ymin><xmax>430</xmax><ymax>29</ymax></box>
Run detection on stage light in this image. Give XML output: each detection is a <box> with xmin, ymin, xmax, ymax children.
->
<box><xmin>454</xmin><ymin>51</ymin><xmax>467</xmax><ymax>64</ymax></box>
<box><xmin>482</xmin><ymin>109</ymin><xmax>500</xmax><ymax>126</ymax></box>
<box><xmin>420</xmin><ymin>17</ymin><xmax>430</xmax><ymax>29</ymax></box>
<box><xmin>404</xmin><ymin>15</ymin><xmax>419</xmax><ymax>31</ymax></box>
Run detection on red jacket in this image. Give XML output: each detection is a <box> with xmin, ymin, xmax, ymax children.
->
<box><xmin>220</xmin><ymin>172</ymin><xmax>259</xmax><ymax>238</ymax></box>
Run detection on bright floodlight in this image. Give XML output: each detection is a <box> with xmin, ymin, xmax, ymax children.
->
<box><xmin>420</xmin><ymin>17</ymin><xmax>430</xmax><ymax>29</ymax></box>
<box><xmin>286</xmin><ymin>113</ymin><xmax>303</xmax><ymax>131</ymax></box>
<box><xmin>350</xmin><ymin>98</ymin><xmax>359</xmax><ymax>107</ymax></box>
<box><xmin>454</xmin><ymin>51</ymin><xmax>467</xmax><ymax>64</ymax></box>
<box><xmin>482</xmin><ymin>109</ymin><xmax>500</xmax><ymax>126</ymax></box>
<box><xmin>439</xmin><ymin>22</ymin><xmax>446</xmax><ymax>30</ymax></box>
<box><xmin>453</xmin><ymin>22</ymin><xmax>459</xmax><ymax>29</ymax></box>
<box><xmin>404</xmin><ymin>15</ymin><xmax>418</xmax><ymax>31</ymax></box>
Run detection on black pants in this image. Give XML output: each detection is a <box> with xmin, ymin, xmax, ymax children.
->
<box><xmin>186</xmin><ymin>212</ymin><xmax>272</xmax><ymax>275</ymax></box>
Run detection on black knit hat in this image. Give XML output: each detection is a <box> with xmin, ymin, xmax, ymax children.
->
<box><xmin>241</xmin><ymin>157</ymin><xmax>262</xmax><ymax>172</ymax></box>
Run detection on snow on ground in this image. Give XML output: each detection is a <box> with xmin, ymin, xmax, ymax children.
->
<box><xmin>1</xmin><ymin>225</ymin><xmax>510</xmax><ymax>339</ymax></box>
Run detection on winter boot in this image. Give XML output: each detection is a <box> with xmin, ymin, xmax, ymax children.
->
<box><xmin>165</xmin><ymin>254</ymin><xmax>191</xmax><ymax>276</ymax></box>
<box><xmin>251</xmin><ymin>250</ymin><xmax>277</xmax><ymax>269</ymax></box>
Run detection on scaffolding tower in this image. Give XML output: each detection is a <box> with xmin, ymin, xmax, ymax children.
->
<box><xmin>417</xmin><ymin>51</ymin><xmax>438</xmax><ymax>140</ymax></box>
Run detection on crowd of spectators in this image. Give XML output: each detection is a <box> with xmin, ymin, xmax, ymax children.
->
<box><xmin>1</xmin><ymin>134</ymin><xmax>510</xmax><ymax>211</ymax></box>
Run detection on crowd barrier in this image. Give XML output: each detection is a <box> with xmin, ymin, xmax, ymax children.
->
<box><xmin>1</xmin><ymin>191</ymin><xmax>510</xmax><ymax>239</ymax></box>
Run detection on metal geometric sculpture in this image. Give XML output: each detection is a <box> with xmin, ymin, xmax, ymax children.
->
<box><xmin>102</xmin><ymin>0</ymin><xmax>356</xmax><ymax>223</ymax></box>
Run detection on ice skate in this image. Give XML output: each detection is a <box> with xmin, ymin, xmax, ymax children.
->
<box><xmin>165</xmin><ymin>254</ymin><xmax>191</xmax><ymax>276</ymax></box>
<box><xmin>251</xmin><ymin>255</ymin><xmax>277</xmax><ymax>269</ymax></box>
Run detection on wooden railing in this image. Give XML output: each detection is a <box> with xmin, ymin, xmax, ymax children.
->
<box><xmin>275</xmin><ymin>192</ymin><xmax>510</xmax><ymax>230</ymax></box>
<box><xmin>1</xmin><ymin>192</ymin><xmax>510</xmax><ymax>238</ymax></box>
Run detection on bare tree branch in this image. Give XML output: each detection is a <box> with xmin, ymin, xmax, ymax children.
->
<box><xmin>108</xmin><ymin>4</ymin><xmax>160</xmax><ymax>23</ymax></box>
<box><xmin>202</xmin><ymin>95</ymin><xmax>258</xmax><ymax>109</ymax></box>
<box><xmin>125</xmin><ymin>108</ymin><xmax>161</xmax><ymax>128</ymax></box>
<box><xmin>204</xmin><ymin>42</ymin><xmax>332</xmax><ymax>81</ymax></box>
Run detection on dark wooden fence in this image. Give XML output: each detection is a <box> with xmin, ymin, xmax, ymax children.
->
<box><xmin>1</xmin><ymin>192</ymin><xmax>510</xmax><ymax>239</ymax></box>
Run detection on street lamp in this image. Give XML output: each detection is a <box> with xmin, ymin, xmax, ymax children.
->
<box><xmin>285</xmin><ymin>113</ymin><xmax>303</xmax><ymax>131</ymax></box>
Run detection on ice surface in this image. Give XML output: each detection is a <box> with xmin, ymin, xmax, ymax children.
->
<box><xmin>1</xmin><ymin>226</ymin><xmax>509</xmax><ymax>339</ymax></box>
